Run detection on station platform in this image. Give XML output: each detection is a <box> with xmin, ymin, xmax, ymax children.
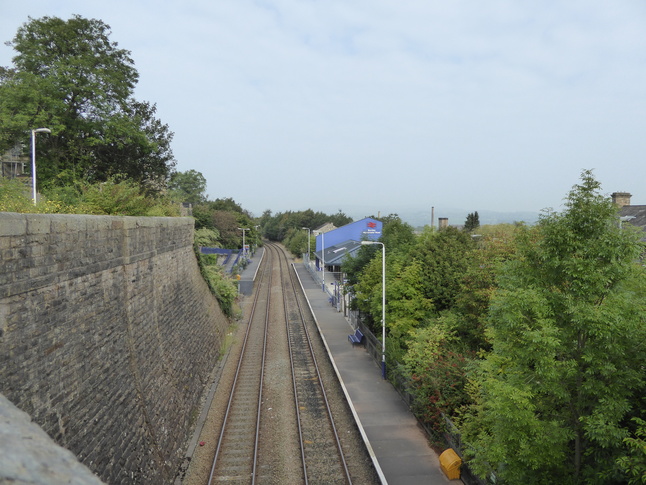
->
<box><xmin>292</xmin><ymin>263</ymin><xmax>455</xmax><ymax>485</ymax></box>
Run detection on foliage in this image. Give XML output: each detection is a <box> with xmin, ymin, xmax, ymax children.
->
<box><xmin>380</xmin><ymin>215</ymin><xmax>416</xmax><ymax>253</ymax></box>
<box><xmin>383</xmin><ymin>258</ymin><xmax>435</xmax><ymax>346</ymax></box>
<box><xmin>77</xmin><ymin>177</ymin><xmax>178</xmax><ymax>216</ymax></box>
<box><xmin>260</xmin><ymin>208</ymin><xmax>353</xmax><ymax>242</ymax></box>
<box><xmin>464</xmin><ymin>211</ymin><xmax>480</xmax><ymax>232</ymax></box>
<box><xmin>193</xmin><ymin>242</ymin><xmax>238</xmax><ymax>317</ymax></box>
<box><xmin>414</xmin><ymin>226</ymin><xmax>475</xmax><ymax>312</ymax></box>
<box><xmin>0</xmin><ymin>176</ymin><xmax>179</xmax><ymax>216</ymax></box>
<box><xmin>0</xmin><ymin>178</ymin><xmax>73</xmax><ymax>213</ymax></box>
<box><xmin>0</xmin><ymin>15</ymin><xmax>175</xmax><ymax>192</ymax></box>
<box><xmin>283</xmin><ymin>227</ymin><xmax>310</xmax><ymax>258</ymax></box>
<box><xmin>406</xmin><ymin>342</ymin><xmax>474</xmax><ymax>435</ymax></box>
<box><xmin>194</xmin><ymin>228</ymin><xmax>220</xmax><ymax>248</ymax></box>
<box><xmin>168</xmin><ymin>169</ymin><xmax>207</xmax><ymax>205</ymax></box>
<box><xmin>461</xmin><ymin>170</ymin><xmax>646</xmax><ymax>484</ymax></box>
<box><xmin>192</xmin><ymin>198</ymin><xmax>257</xmax><ymax>249</ymax></box>
<box><xmin>617</xmin><ymin>418</ymin><xmax>646</xmax><ymax>485</ymax></box>
<box><xmin>452</xmin><ymin>226</ymin><xmax>519</xmax><ymax>352</ymax></box>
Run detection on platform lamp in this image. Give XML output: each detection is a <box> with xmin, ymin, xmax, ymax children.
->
<box><xmin>238</xmin><ymin>227</ymin><xmax>249</xmax><ymax>257</ymax></box>
<box><xmin>361</xmin><ymin>241</ymin><xmax>386</xmax><ymax>379</ymax></box>
<box><xmin>302</xmin><ymin>227</ymin><xmax>310</xmax><ymax>262</ymax></box>
<box><xmin>31</xmin><ymin>128</ymin><xmax>51</xmax><ymax>205</ymax></box>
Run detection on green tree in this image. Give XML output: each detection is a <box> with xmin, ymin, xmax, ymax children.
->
<box><xmin>0</xmin><ymin>15</ymin><xmax>175</xmax><ymax>191</ymax></box>
<box><xmin>168</xmin><ymin>169</ymin><xmax>207</xmax><ymax>204</ymax></box>
<box><xmin>464</xmin><ymin>211</ymin><xmax>480</xmax><ymax>232</ymax></box>
<box><xmin>462</xmin><ymin>171</ymin><xmax>646</xmax><ymax>484</ymax></box>
<box><xmin>414</xmin><ymin>226</ymin><xmax>475</xmax><ymax>312</ymax></box>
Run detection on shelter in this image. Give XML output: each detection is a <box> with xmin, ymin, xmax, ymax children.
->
<box><xmin>313</xmin><ymin>217</ymin><xmax>383</xmax><ymax>278</ymax></box>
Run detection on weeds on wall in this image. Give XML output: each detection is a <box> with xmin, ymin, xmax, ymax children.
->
<box><xmin>0</xmin><ymin>177</ymin><xmax>180</xmax><ymax>216</ymax></box>
<box><xmin>193</xmin><ymin>242</ymin><xmax>239</xmax><ymax>318</ymax></box>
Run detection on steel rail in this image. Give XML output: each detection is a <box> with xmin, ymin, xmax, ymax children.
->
<box><xmin>207</xmin><ymin>248</ymin><xmax>273</xmax><ymax>485</ymax></box>
<box><xmin>271</xmin><ymin>242</ymin><xmax>352</xmax><ymax>484</ymax></box>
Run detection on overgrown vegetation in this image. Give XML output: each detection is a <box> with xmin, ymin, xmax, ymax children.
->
<box><xmin>0</xmin><ymin>15</ymin><xmax>246</xmax><ymax>327</ymax></box>
<box><xmin>345</xmin><ymin>171</ymin><xmax>646</xmax><ymax>484</ymax></box>
<box><xmin>0</xmin><ymin>15</ymin><xmax>175</xmax><ymax>193</ymax></box>
<box><xmin>192</xmin><ymin>229</ymin><xmax>239</xmax><ymax>318</ymax></box>
<box><xmin>0</xmin><ymin>177</ymin><xmax>179</xmax><ymax>216</ymax></box>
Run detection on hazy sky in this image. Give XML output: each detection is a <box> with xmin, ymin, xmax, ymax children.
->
<box><xmin>2</xmin><ymin>1</ymin><xmax>645</xmax><ymax>220</ymax></box>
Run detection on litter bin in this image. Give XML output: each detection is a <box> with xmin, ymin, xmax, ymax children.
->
<box><xmin>439</xmin><ymin>448</ymin><xmax>461</xmax><ymax>480</ymax></box>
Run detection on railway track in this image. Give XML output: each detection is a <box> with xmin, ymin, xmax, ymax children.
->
<box><xmin>194</xmin><ymin>242</ymin><xmax>377</xmax><ymax>485</ymax></box>
<box><xmin>207</xmin><ymin>244</ymin><xmax>273</xmax><ymax>484</ymax></box>
<box><xmin>276</xmin><ymin>243</ymin><xmax>352</xmax><ymax>484</ymax></box>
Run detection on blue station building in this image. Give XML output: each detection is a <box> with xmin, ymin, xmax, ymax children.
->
<box><xmin>313</xmin><ymin>217</ymin><xmax>382</xmax><ymax>277</ymax></box>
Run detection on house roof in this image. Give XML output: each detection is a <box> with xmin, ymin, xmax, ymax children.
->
<box><xmin>313</xmin><ymin>222</ymin><xmax>336</xmax><ymax>233</ymax></box>
<box><xmin>619</xmin><ymin>205</ymin><xmax>646</xmax><ymax>241</ymax></box>
<box><xmin>314</xmin><ymin>240</ymin><xmax>363</xmax><ymax>266</ymax></box>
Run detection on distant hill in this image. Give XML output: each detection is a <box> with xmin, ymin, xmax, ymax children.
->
<box><xmin>337</xmin><ymin>205</ymin><xmax>540</xmax><ymax>228</ymax></box>
<box><xmin>283</xmin><ymin>203</ymin><xmax>542</xmax><ymax>229</ymax></box>
<box><xmin>395</xmin><ymin>208</ymin><xmax>541</xmax><ymax>229</ymax></box>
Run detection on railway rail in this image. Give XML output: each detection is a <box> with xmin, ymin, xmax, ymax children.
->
<box><xmin>190</xmin><ymin>242</ymin><xmax>377</xmax><ymax>485</ymax></box>
<box><xmin>277</xmin><ymin>243</ymin><xmax>352</xmax><ymax>484</ymax></box>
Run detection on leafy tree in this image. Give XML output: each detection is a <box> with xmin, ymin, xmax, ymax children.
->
<box><xmin>452</xmin><ymin>225</ymin><xmax>519</xmax><ymax>352</ymax></box>
<box><xmin>0</xmin><ymin>15</ymin><xmax>175</xmax><ymax>191</ymax></box>
<box><xmin>194</xmin><ymin>228</ymin><xmax>220</xmax><ymax>248</ymax></box>
<box><xmin>462</xmin><ymin>171</ymin><xmax>646</xmax><ymax>484</ymax></box>
<box><xmin>464</xmin><ymin>211</ymin><xmax>480</xmax><ymax>232</ymax></box>
<box><xmin>380</xmin><ymin>215</ymin><xmax>416</xmax><ymax>253</ymax></box>
<box><xmin>168</xmin><ymin>169</ymin><xmax>207</xmax><ymax>204</ymax></box>
<box><xmin>414</xmin><ymin>226</ymin><xmax>475</xmax><ymax>312</ymax></box>
<box><xmin>210</xmin><ymin>210</ymin><xmax>243</xmax><ymax>249</ymax></box>
<box><xmin>617</xmin><ymin>418</ymin><xmax>646</xmax><ymax>484</ymax></box>
<box><xmin>328</xmin><ymin>209</ymin><xmax>353</xmax><ymax>227</ymax></box>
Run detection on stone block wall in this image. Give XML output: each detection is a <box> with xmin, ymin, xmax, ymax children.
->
<box><xmin>0</xmin><ymin>213</ymin><xmax>227</xmax><ymax>484</ymax></box>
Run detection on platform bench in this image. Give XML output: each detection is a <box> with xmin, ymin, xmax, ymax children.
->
<box><xmin>348</xmin><ymin>329</ymin><xmax>365</xmax><ymax>347</ymax></box>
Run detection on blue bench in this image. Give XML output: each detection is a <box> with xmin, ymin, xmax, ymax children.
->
<box><xmin>348</xmin><ymin>328</ymin><xmax>365</xmax><ymax>347</ymax></box>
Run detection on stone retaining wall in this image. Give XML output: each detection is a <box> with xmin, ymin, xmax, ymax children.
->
<box><xmin>0</xmin><ymin>213</ymin><xmax>227</xmax><ymax>484</ymax></box>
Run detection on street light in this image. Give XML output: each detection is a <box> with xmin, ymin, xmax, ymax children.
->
<box><xmin>31</xmin><ymin>128</ymin><xmax>51</xmax><ymax>205</ymax></box>
<box><xmin>302</xmin><ymin>227</ymin><xmax>310</xmax><ymax>262</ymax></box>
<box><xmin>320</xmin><ymin>231</ymin><xmax>326</xmax><ymax>291</ymax></box>
<box><xmin>238</xmin><ymin>227</ymin><xmax>249</xmax><ymax>257</ymax></box>
<box><xmin>361</xmin><ymin>241</ymin><xmax>386</xmax><ymax>379</ymax></box>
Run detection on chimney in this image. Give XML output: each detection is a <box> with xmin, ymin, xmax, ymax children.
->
<box><xmin>611</xmin><ymin>192</ymin><xmax>632</xmax><ymax>208</ymax></box>
<box><xmin>438</xmin><ymin>217</ymin><xmax>449</xmax><ymax>230</ymax></box>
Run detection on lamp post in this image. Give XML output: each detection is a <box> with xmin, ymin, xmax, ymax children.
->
<box><xmin>302</xmin><ymin>227</ymin><xmax>310</xmax><ymax>262</ymax></box>
<box><xmin>238</xmin><ymin>227</ymin><xmax>249</xmax><ymax>257</ymax></box>
<box><xmin>361</xmin><ymin>241</ymin><xmax>386</xmax><ymax>379</ymax></box>
<box><xmin>321</xmin><ymin>231</ymin><xmax>325</xmax><ymax>292</ymax></box>
<box><xmin>30</xmin><ymin>128</ymin><xmax>51</xmax><ymax>205</ymax></box>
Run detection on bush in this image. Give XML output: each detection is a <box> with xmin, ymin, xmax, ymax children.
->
<box><xmin>1</xmin><ymin>176</ymin><xmax>180</xmax><ymax>216</ymax></box>
<box><xmin>193</xmin><ymin>242</ymin><xmax>238</xmax><ymax>317</ymax></box>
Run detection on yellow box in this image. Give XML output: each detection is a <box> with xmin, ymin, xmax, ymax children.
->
<box><xmin>439</xmin><ymin>448</ymin><xmax>462</xmax><ymax>480</ymax></box>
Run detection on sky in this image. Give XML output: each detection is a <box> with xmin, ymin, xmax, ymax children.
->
<box><xmin>1</xmin><ymin>1</ymin><xmax>645</xmax><ymax>222</ymax></box>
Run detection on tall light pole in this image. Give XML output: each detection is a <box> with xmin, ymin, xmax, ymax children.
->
<box><xmin>302</xmin><ymin>227</ymin><xmax>310</xmax><ymax>262</ymax></box>
<box><xmin>361</xmin><ymin>241</ymin><xmax>386</xmax><ymax>379</ymax></box>
<box><xmin>238</xmin><ymin>227</ymin><xmax>249</xmax><ymax>257</ymax></box>
<box><xmin>31</xmin><ymin>128</ymin><xmax>51</xmax><ymax>205</ymax></box>
<box><xmin>321</xmin><ymin>231</ymin><xmax>325</xmax><ymax>292</ymax></box>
